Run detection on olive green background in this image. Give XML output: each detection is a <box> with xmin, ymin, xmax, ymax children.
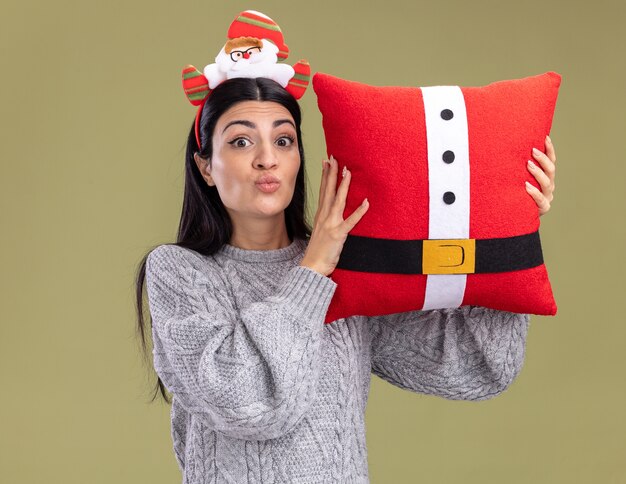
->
<box><xmin>1</xmin><ymin>0</ymin><xmax>624</xmax><ymax>482</ymax></box>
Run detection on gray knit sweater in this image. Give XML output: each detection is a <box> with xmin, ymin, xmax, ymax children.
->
<box><xmin>145</xmin><ymin>236</ymin><xmax>529</xmax><ymax>483</ymax></box>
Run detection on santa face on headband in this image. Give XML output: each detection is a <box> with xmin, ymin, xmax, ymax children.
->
<box><xmin>204</xmin><ymin>37</ymin><xmax>295</xmax><ymax>89</ymax></box>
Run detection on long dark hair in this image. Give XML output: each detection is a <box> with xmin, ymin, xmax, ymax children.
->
<box><xmin>134</xmin><ymin>77</ymin><xmax>312</xmax><ymax>403</ymax></box>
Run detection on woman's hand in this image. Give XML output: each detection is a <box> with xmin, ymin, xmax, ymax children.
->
<box><xmin>526</xmin><ymin>135</ymin><xmax>557</xmax><ymax>216</ymax></box>
<box><xmin>300</xmin><ymin>155</ymin><xmax>369</xmax><ymax>277</ymax></box>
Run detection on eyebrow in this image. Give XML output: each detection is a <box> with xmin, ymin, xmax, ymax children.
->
<box><xmin>222</xmin><ymin>119</ymin><xmax>296</xmax><ymax>134</ymax></box>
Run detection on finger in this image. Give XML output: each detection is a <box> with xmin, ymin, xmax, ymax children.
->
<box><xmin>525</xmin><ymin>182</ymin><xmax>550</xmax><ymax>215</ymax></box>
<box><xmin>314</xmin><ymin>159</ymin><xmax>330</xmax><ymax>226</ymax></box>
<box><xmin>320</xmin><ymin>155</ymin><xmax>339</xmax><ymax>220</ymax></box>
<box><xmin>319</xmin><ymin>160</ymin><xmax>329</xmax><ymax>197</ymax></box>
<box><xmin>545</xmin><ymin>135</ymin><xmax>557</xmax><ymax>164</ymax></box>
<box><xmin>343</xmin><ymin>197</ymin><xmax>370</xmax><ymax>230</ymax></box>
<box><xmin>532</xmin><ymin>147</ymin><xmax>556</xmax><ymax>181</ymax></box>
<box><xmin>322</xmin><ymin>155</ymin><xmax>339</xmax><ymax>206</ymax></box>
<box><xmin>332</xmin><ymin>165</ymin><xmax>351</xmax><ymax>216</ymax></box>
<box><xmin>527</xmin><ymin>159</ymin><xmax>553</xmax><ymax>200</ymax></box>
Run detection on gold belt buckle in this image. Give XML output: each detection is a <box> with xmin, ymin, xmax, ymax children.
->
<box><xmin>422</xmin><ymin>239</ymin><xmax>476</xmax><ymax>274</ymax></box>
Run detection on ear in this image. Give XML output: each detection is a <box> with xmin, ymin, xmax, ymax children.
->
<box><xmin>194</xmin><ymin>152</ymin><xmax>215</xmax><ymax>186</ymax></box>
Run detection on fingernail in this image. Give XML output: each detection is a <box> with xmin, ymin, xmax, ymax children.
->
<box><xmin>527</xmin><ymin>159</ymin><xmax>536</xmax><ymax>169</ymax></box>
<box><xmin>546</xmin><ymin>135</ymin><xmax>552</xmax><ymax>144</ymax></box>
<box><xmin>532</xmin><ymin>147</ymin><xmax>541</xmax><ymax>155</ymax></box>
<box><xmin>330</xmin><ymin>154</ymin><xmax>336</xmax><ymax>163</ymax></box>
<box><xmin>363</xmin><ymin>197</ymin><xmax>368</xmax><ymax>205</ymax></box>
<box><xmin>342</xmin><ymin>166</ymin><xmax>348</xmax><ymax>177</ymax></box>
<box><xmin>525</xmin><ymin>181</ymin><xmax>533</xmax><ymax>189</ymax></box>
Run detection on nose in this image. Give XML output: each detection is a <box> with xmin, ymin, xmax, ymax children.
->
<box><xmin>254</xmin><ymin>141</ymin><xmax>278</xmax><ymax>170</ymax></box>
<box><xmin>243</xmin><ymin>52</ymin><xmax>250</xmax><ymax>59</ymax></box>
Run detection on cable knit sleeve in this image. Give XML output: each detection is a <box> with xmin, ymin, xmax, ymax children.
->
<box><xmin>145</xmin><ymin>244</ymin><xmax>337</xmax><ymax>440</ymax></box>
<box><xmin>369</xmin><ymin>305</ymin><xmax>530</xmax><ymax>401</ymax></box>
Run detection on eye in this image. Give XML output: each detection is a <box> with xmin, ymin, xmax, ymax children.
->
<box><xmin>276</xmin><ymin>135</ymin><xmax>295</xmax><ymax>147</ymax></box>
<box><xmin>228</xmin><ymin>137</ymin><xmax>252</xmax><ymax>148</ymax></box>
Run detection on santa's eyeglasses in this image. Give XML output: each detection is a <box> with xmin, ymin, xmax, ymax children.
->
<box><xmin>230</xmin><ymin>47</ymin><xmax>262</xmax><ymax>62</ymax></box>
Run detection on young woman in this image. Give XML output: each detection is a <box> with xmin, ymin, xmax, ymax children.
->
<box><xmin>134</xmin><ymin>76</ymin><xmax>557</xmax><ymax>483</ymax></box>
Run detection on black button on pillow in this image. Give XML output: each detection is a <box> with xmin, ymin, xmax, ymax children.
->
<box><xmin>442</xmin><ymin>150</ymin><xmax>455</xmax><ymax>163</ymax></box>
<box><xmin>443</xmin><ymin>191</ymin><xmax>456</xmax><ymax>204</ymax></box>
<box><xmin>440</xmin><ymin>109</ymin><xmax>454</xmax><ymax>120</ymax></box>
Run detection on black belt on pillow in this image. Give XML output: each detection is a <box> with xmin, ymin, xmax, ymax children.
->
<box><xmin>336</xmin><ymin>230</ymin><xmax>544</xmax><ymax>275</ymax></box>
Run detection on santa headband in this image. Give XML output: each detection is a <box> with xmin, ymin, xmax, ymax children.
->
<box><xmin>181</xmin><ymin>10</ymin><xmax>311</xmax><ymax>151</ymax></box>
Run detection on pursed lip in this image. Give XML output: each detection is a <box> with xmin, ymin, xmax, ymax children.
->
<box><xmin>255</xmin><ymin>175</ymin><xmax>280</xmax><ymax>185</ymax></box>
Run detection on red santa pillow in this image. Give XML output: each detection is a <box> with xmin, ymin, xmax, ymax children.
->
<box><xmin>312</xmin><ymin>72</ymin><xmax>561</xmax><ymax>324</ymax></box>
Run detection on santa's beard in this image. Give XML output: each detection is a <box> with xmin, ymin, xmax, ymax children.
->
<box><xmin>233</xmin><ymin>53</ymin><xmax>276</xmax><ymax>72</ymax></box>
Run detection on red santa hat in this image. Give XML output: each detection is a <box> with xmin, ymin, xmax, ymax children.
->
<box><xmin>227</xmin><ymin>10</ymin><xmax>290</xmax><ymax>61</ymax></box>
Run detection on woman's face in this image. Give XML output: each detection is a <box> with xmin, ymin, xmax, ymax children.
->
<box><xmin>195</xmin><ymin>100</ymin><xmax>301</xmax><ymax>227</ymax></box>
